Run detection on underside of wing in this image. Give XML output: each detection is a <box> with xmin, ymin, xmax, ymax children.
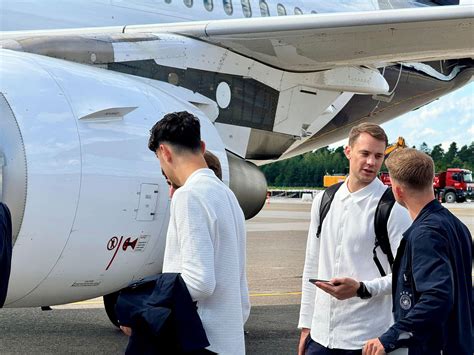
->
<box><xmin>124</xmin><ymin>5</ymin><xmax>474</xmax><ymax>71</ymax></box>
<box><xmin>2</xmin><ymin>6</ymin><xmax>473</xmax><ymax>72</ymax></box>
<box><xmin>1</xmin><ymin>5</ymin><xmax>473</xmax><ymax>163</ymax></box>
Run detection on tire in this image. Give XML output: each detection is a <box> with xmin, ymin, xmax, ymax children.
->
<box><xmin>444</xmin><ymin>191</ymin><xmax>456</xmax><ymax>204</ymax></box>
<box><xmin>103</xmin><ymin>291</ymin><xmax>120</xmax><ymax>327</ymax></box>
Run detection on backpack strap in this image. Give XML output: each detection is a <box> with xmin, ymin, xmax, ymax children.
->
<box><xmin>316</xmin><ymin>182</ymin><xmax>343</xmax><ymax>238</ymax></box>
<box><xmin>373</xmin><ymin>187</ymin><xmax>396</xmax><ymax>277</ymax></box>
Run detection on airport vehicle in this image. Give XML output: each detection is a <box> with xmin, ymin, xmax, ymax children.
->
<box><xmin>0</xmin><ymin>0</ymin><xmax>472</xmax><ymax>319</ymax></box>
<box><xmin>379</xmin><ymin>172</ymin><xmax>392</xmax><ymax>187</ymax></box>
<box><xmin>379</xmin><ymin>136</ymin><xmax>407</xmax><ymax>186</ymax></box>
<box><xmin>434</xmin><ymin>168</ymin><xmax>474</xmax><ymax>203</ymax></box>
<box><xmin>323</xmin><ymin>175</ymin><xmax>346</xmax><ymax>188</ymax></box>
<box><xmin>384</xmin><ymin>137</ymin><xmax>407</xmax><ymax>158</ymax></box>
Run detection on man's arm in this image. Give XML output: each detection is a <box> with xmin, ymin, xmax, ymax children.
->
<box><xmin>297</xmin><ymin>194</ymin><xmax>323</xmax><ymax>353</ymax></box>
<box><xmin>378</xmin><ymin>230</ymin><xmax>453</xmax><ymax>351</ymax></box>
<box><xmin>175</xmin><ymin>192</ymin><xmax>216</xmax><ymax>301</ymax></box>
<box><xmin>316</xmin><ymin>202</ymin><xmax>412</xmax><ymax>300</ymax></box>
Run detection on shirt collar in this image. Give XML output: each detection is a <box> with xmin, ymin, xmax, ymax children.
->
<box><xmin>403</xmin><ymin>199</ymin><xmax>442</xmax><ymax>237</ymax></box>
<box><xmin>183</xmin><ymin>168</ymin><xmax>214</xmax><ymax>187</ymax></box>
<box><xmin>338</xmin><ymin>177</ymin><xmax>384</xmax><ymax>203</ymax></box>
<box><xmin>413</xmin><ymin>199</ymin><xmax>442</xmax><ymax>224</ymax></box>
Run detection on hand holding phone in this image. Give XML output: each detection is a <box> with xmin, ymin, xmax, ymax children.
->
<box><xmin>309</xmin><ymin>278</ymin><xmax>330</xmax><ymax>284</ymax></box>
<box><xmin>309</xmin><ymin>278</ymin><xmax>341</xmax><ymax>286</ymax></box>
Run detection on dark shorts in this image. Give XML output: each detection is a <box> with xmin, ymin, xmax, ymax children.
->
<box><xmin>305</xmin><ymin>337</ymin><xmax>362</xmax><ymax>355</ymax></box>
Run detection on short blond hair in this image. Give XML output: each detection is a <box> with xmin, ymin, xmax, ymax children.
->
<box><xmin>385</xmin><ymin>148</ymin><xmax>434</xmax><ymax>190</ymax></box>
<box><xmin>348</xmin><ymin>123</ymin><xmax>388</xmax><ymax>147</ymax></box>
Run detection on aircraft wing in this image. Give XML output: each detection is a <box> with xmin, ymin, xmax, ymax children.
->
<box><xmin>2</xmin><ymin>5</ymin><xmax>472</xmax><ymax>72</ymax></box>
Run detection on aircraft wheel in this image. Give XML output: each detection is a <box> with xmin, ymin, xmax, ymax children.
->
<box><xmin>103</xmin><ymin>291</ymin><xmax>120</xmax><ymax>327</ymax></box>
<box><xmin>444</xmin><ymin>192</ymin><xmax>456</xmax><ymax>204</ymax></box>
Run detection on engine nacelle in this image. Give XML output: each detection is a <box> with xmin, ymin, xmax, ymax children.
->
<box><xmin>0</xmin><ymin>49</ymin><xmax>244</xmax><ymax>307</ymax></box>
<box><xmin>226</xmin><ymin>152</ymin><xmax>267</xmax><ymax>220</ymax></box>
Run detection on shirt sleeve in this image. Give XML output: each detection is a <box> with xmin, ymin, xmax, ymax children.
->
<box><xmin>298</xmin><ymin>193</ymin><xmax>323</xmax><ymax>329</ymax></box>
<box><xmin>238</xmin><ymin>209</ymin><xmax>251</xmax><ymax>324</ymax></box>
<box><xmin>174</xmin><ymin>191</ymin><xmax>217</xmax><ymax>301</ymax></box>
<box><xmin>379</xmin><ymin>229</ymin><xmax>454</xmax><ymax>351</ymax></box>
<box><xmin>364</xmin><ymin>202</ymin><xmax>412</xmax><ymax>297</ymax></box>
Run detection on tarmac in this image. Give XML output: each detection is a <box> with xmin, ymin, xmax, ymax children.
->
<box><xmin>0</xmin><ymin>199</ymin><xmax>472</xmax><ymax>354</ymax></box>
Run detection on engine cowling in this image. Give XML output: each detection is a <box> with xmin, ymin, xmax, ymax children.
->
<box><xmin>0</xmin><ymin>49</ymin><xmax>266</xmax><ymax>307</ymax></box>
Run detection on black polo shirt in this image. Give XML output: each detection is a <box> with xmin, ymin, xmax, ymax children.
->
<box><xmin>380</xmin><ymin>199</ymin><xmax>473</xmax><ymax>354</ymax></box>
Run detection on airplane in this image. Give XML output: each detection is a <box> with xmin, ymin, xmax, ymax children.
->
<box><xmin>0</xmin><ymin>0</ymin><xmax>472</xmax><ymax>326</ymax></box>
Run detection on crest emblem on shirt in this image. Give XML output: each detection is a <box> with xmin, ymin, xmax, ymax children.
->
<box><xmin>399</xmin><ymin>291</ymin><xmax>412</xmax><ymax>310</ymax></box>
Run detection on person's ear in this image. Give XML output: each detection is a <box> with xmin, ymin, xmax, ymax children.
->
<box><xmin>344</xmin><ymin>145</ymin><xmax>351</xmax><ymax>160</ymax></box>
<box><xmin>160</xmin><ymin>144</ymin><xmax>172</xmax><ymax>163</ymax></box>
<box><xmin>393</xmin><ymin>184</ymin><xmax>404</xmax><ymax>200</ymax></box>
<box><xmin>200</xmin><ymin>140</ymin><xmax>206</xmax><ymax>154</ymax></box>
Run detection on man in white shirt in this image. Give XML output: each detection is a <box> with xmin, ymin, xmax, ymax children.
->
<box><xmin>148</xmin><ymin>111</ymin><xmax>250</xmax><ymax>354</ymax></box>
<box><xmin>298</xmin><ymin>123</ymin><xmax>412</xmax><ymax>354</ymax></box>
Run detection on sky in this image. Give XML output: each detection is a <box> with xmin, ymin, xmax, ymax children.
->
<box><xmin>332</xmin><ymin>82</ymin><xmax>473</xmax><ymax>151</ymax></box>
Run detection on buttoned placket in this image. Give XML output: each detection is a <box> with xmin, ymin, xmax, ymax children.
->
<box><xmin>328</xmin><ymin>195</ymin><xmax>350</xmax><ymax>347</ymax></box>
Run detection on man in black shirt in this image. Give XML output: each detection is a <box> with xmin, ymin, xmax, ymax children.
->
<box><xmin>363</xmin><ymin>149</ymin><xmax>473</xmax><ymax>355</ymax></box>
<box><xmin>0</xmin><ymin>202</ymin><xmax>12</xmax><ymax>308</ymax></box>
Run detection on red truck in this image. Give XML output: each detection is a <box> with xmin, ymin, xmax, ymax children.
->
<box><xmin>434</xmin><ymin>168</ymin><xmax>473</xmax><ymax>203</ymax></box>
<box><xmin>379</xmin><ymin>168</ymin><xmax>473</xmax><ymax>203</ymax></box>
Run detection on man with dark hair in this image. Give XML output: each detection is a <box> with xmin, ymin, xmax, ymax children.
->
<box><xmin>0</xmin><ymin>201</ymin><xmax>12</xmax><ymax>308</ymax></box>
<box><xmin>363</xmin><ymin>149</ymin><xmax>473</xmax><ymax>355</ymax></box>
<box><xmin>298</xmin><ymin>123</ymin><xmax>412</xmax><ymax>354</ymax></box>
<box><xmin>163</xmin><ymin>150</ymin><xmax>223</xmax><ymax>198</ymax></box>
<box><xmin>148</xmin><ymin>111</ymin><xmax>250</xmax><ymax>354</ymax></box>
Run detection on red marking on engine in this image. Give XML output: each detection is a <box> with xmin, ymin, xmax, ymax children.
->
<box><xmin>106</xmin><ymin>236</ymin><xmax>123</xmax><ymax>271</ymax></box>
<box><xmin>123</xmin><ymin>237</ymin><xmax>138</xmax><ymax>251</ymax></box>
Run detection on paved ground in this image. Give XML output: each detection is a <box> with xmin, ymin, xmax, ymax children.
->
<box><xmin>0</xmin><ymin>199</ymin><xmax>472</xmax><ymax>354</ymax></box>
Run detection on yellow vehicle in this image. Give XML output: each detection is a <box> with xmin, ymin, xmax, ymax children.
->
<box><xmin>384</xmin><ymin>136</ymin><xmax>406</xmax><ymax>158</ymax></box>
<box><xmin>323</xmin><ymin>174</ymin><xmax>346</xmax><ymax>187</ymax></box>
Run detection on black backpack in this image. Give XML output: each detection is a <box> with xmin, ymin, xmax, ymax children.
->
<box><xmin>316</xmin><ymin>182</ymin><xmax>396</xmax><ymax>277</ymax></box>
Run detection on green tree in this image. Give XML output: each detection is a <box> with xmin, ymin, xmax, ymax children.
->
<box><xmin>419</xmin><ymin>142</ymin><xmax>431</xmax><ymax>154</ymax></box>
<box><xmin>444</xmin><ymin>142</ymin><xmax>458</xmax><ymax>166</ymax></box>
<box><xmin>430</xmin><ymin>144</ymin><xmax>445</xmax><ymax>171</ymax></box>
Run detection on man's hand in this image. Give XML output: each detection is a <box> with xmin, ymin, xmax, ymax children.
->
<box><xmin>120</xmin><ymin>325</ymin><xmax>132</xmax><ymax>336</ymax></box>
<box><xmin>363</xmin><ymin>338</ymin><xmax>386</xmax><ymax>355</ymax></box>
<box><xmin>297</xmin><ymin>328</ymin><xmax>310</xmax><ymax>355</ymax></box>
<box><xmin>315</xmin><ymin>277</ymin><xmax>359</xmax><ymax>300</ymax></box>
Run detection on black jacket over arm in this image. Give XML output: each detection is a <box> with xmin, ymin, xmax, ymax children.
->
<box><xmin>116</xmin><ymin>273</ymin><xmax>210</xmax><ymax>355</ymax></box>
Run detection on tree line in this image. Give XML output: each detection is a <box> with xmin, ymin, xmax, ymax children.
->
<box><xmin>260</xmin><ymin>141</ymin><xmax>474</xmax><ymax>188</ymax></box>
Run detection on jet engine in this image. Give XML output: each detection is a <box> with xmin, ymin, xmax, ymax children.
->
<box><xmin>0</xmin><ymin>49</ymin><xmax>266</xmax><ymax>307</ymax></box>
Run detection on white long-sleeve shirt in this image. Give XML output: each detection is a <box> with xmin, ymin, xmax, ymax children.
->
<box><xmin>298</xmin><ymin>178</ymin><xmax>412</xmax><ymax>349</ymax></box>
<box><xmin>163</xmin><ymin>168</ymin><xmax>250</xmax><ymax>355</ymax></box>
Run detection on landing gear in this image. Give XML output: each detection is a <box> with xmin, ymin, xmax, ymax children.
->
<box><xmin>103</xmin><ymin>291</ymin><xmax>120</xmax><ymax>327</ymax></box>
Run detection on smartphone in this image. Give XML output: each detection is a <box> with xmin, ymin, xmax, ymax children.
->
<box><xmin>309</xmin><ymin>278</ymin><xmax>330</xmax><ymax>284</ymax></box>
<box><xmin>309</xmin><ymin>279</ymin><xmax>341</xmax><ymax>286</ymax></box>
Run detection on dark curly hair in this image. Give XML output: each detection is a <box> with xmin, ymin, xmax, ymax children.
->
<box><xmin>148</xmin><ymin>111</ymin><xmax>201</xmax><ymax>153</ymax></box>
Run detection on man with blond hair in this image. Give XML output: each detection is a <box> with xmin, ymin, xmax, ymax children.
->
<box><xmin>363</xmin><ymin>149</ymin><xmax>473</xmax><ymax>355</ymax></box>
<box><xmin>298</xmin><ymin>123</ymin><xmax>412</xmax><ymax>354</ymax></box>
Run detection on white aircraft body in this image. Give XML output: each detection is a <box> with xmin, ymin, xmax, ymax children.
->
<box><xmin>0</xmin><ymin>0</ymin><xmax>472</xmax><ymax>321</ymax></box>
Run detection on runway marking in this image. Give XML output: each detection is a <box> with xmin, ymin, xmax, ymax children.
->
<box><xmin>64</xmin><ymin>291</ymin><xmax>304</xmax><ymax>307</ymax></box>
<box><xmin>250</xmin><ymin>291</ymin><xmax>302</xmax><ymax>297</ymax></box>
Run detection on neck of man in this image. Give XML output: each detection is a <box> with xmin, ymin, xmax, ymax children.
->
<box><xmin>346</xmin><ymin>175</ymin><xmax>374</xmax><ymax>193</ymax></box>
<box><xmin>173</xmin><ymin>154</ymin><xmax>208</xmax><ymax>187</ymax></box>
<box><xmin>404</xmin><ymin>192</ymin><xmax>436</xmax><ymax>220</ymax></box>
